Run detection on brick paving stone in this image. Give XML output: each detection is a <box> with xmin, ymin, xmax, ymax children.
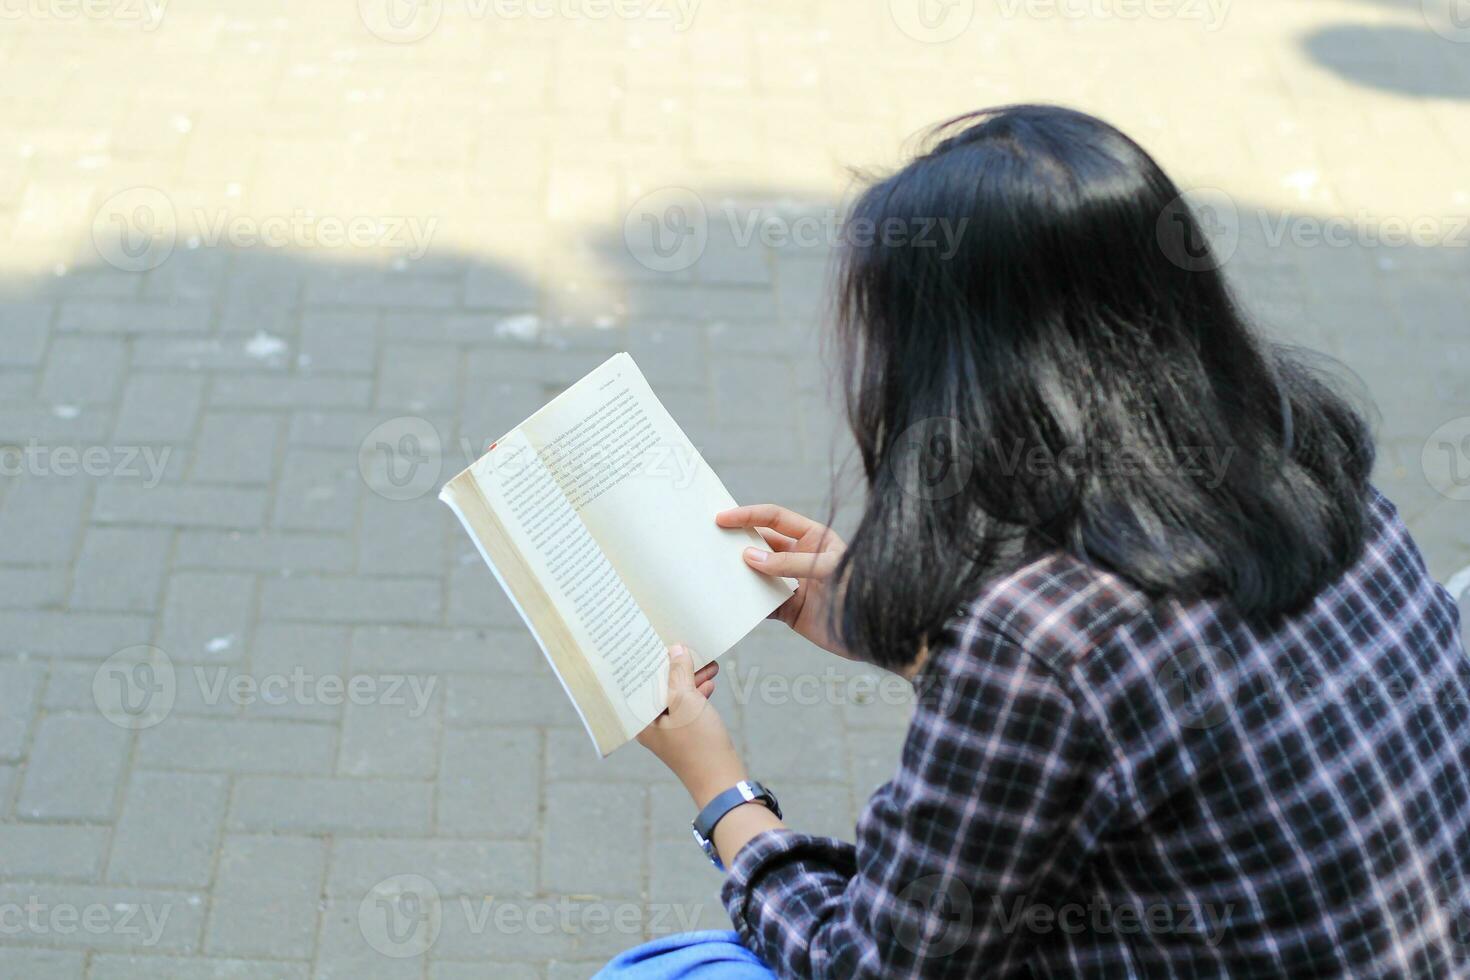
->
<box><xmin>540</xmin><ymin>782</ymin><xmax>646</xmax><ymax>897</ymax></box>
<box><xmin>112</xmin><ymin>373</ymin><xmax>206</xmax><ymax>444</ymax></box>
<box><xmin>107</xmin><ymin>772</ymin><xmax>229</xmax><ymax>888</ymax></box>
<box><xmin>433</xmin><ymin>964</ymin><xmax>540</xmax><ymax>980</ymax></box>
<box><xmin>190</xmin><ymin>413</ymin><xmax>283</xmax><ymax>485</ymax></box>
<box><xmin>338</xmin><ymin>692</ymin><xmax>441</xmax><ymax>778</ymax></box>
<box><xmin>327</xmin><ymin>839</ymin><xmax>538</xmax><ymax>898</ymax></box>
<box><xmin>351</xmin><ymin>625</ymin><xmax>541</xmax><ymax>674</ymax></box>
<box><xmin>70</xmin><ymin>525</ymin><xmax>173</xmax><ymax>612</ymax></box>
<box><xmin>206</xmin><ymin>835</ymin><xmax>327</xmax><ymax>959</ymax></box>
<box><xmin>357</xmin><ymin>494</ymin><xmax>446</xmax><ymax>577</ymax></box>
<box><xmin>0</xmin><ymin>661</ymin><xmax>43</xmax><ymax>760</ymax></box>
<box><xmin>38</xmin><ymin>335</ymin><xmax>128</xmax><ymax>404</ymax></box>
<box><xmin>0</xmin><ymin>478</ymin><xmax>88</xmax><ymax>564</ymax></box>
<box><xmin>443</xmin><ymin>671</ymin><xmax>580</xmax><ymax>728</ymax></box>
<box><xmin>230</xmin><ymin>777</ymin><xmax>433</xmax><ymax>835</ymax></box>
<box><xmin>260</xmin><ymin>575</ymin><xmax>442</xmax><ymax>625</ymax></box>
<box><xmin>300</xmin><ymin>311</ymin><xmax>380</xmax><ymax>373</ymax></box>
<box><xmin>156</xmin><ymin>571</ymin><xmax>256</xmax><ymax>663</ymax></box>
<box><xmin>0</xmin><ymin>303</ymin><xmax>53</xmax><ymax>368</ymax></box>
<box><xmin>437</xmin><ymin>728</ymin><xmax>540</xmax><ymax>838</ymax></box>
<box><xmin>93</xmin><ymin>485</ymin><xmax>270</xmax><ymax>529</ymax></box>
<box><xmin>0</xmin><ymin>765</ymin><xmax>16</xmax><ymax>812</ymax></box>
<box><xmin>210</xmin><ymin>375</ymin><xmax>373</xmax><ymax>411</ymax></box>
<box><xmin>0</xmin><ymin>823</ymin><xmax>110</xmax><ymax>879</ymax></box>
<box><xmin>89</xmin><ymin>957</ymin><xmax>311</xmax><ymax>980</ymax></box>
<box><xmin>174</xmin><ymin>528</ymin><xmax>353</xmax><ymax>574</ymax></box>
<box><xmin>0</xmin><ymin>949</ymin><xmax>86</xmax><ymax>980</ymax></box>
<box><xmin>647</xmin><ymin>841</ymin><xmax>737</xmax><ymax>933</ymax></box>
<box><xmin>16</xmin><ymin>713</ymin><xmax>129</xmax><ymax>820</ymax></box>
<box><xmin>137</xmin><ymin>718</ymin><xmax>337</xmax><ymax>775</ymax></box>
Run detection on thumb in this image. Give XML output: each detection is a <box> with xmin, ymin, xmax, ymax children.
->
<box><xmin>667</xmin><ymin>644</ymin><xmax>697</xmax><ymax>692</ymax></box>
<box><xmin>663</xmin><ymin>645</ymin><xmax>706</xmax><ymax>729</ymax></box>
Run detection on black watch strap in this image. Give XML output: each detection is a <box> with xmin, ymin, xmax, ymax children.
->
<box><xmin>691</xmin><ymin>779</ymin><xmax>781</xmax><ymax>870</ymax></box>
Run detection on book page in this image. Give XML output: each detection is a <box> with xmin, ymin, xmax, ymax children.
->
<box><xmin>521</xmin><ymin>354</ymin><xmax>793</xmax><ymax>666</ymax></box>
<box><xmin>458</xmin><ymin>428</ymin><xmax>671</xmax><ymax>746</ymax></box>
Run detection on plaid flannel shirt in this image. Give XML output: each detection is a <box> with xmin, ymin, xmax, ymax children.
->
<box><xmin>721</xmin><ymin>489</ymin><xmax>1470</xmax><ymax>978</ymax></box>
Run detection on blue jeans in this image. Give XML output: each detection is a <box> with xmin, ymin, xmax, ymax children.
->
<box><xmin>594</xmin><ymin>930</ymin><xmax>776</xmax><ymax>979</ymax></box>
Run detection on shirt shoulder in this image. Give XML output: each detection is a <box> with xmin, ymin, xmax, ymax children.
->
<box><xmin>951</xmin><ymin>551</ymin><xmax>1156</xmax><ymax>674</ymax></box>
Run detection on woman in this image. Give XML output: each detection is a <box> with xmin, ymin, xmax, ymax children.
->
<box><xmin>600</xmin><ymin>105</ymin><xmax>1470</xmax><ymax>977</ymax></box>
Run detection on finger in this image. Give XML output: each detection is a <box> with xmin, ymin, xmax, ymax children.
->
<box><xmin>667</xmin><ymin>645</ymin><xmax>696</xmax><ymax>691</ymax></box>
<box><xmin>756</xmin><ymin>527</ymin><xmax>797</xmax><ymax>552</ymax></box>
<box><xmin>744</xmin><ymin>546</ymin><xmax>841</xmax><ymax>580</ymax></box>
<box><xmin>693</xmin><ymin>661</ymin><xmax>720</xmax><ymax>686</ymax></box>
<box><xmin>716</xmin><ymin>504</ymin><xmax>820</xmax><ymax>540</ymax></box>
<box><xmin>696</xmin><ymin>678</ymin><xmax>716</xmax><ymax>699</ymax></box>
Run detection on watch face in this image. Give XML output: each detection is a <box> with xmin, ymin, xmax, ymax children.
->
<box><xmin>692</xmin><ymin>826</ymin><xmax>721</xmax><ymax>869</ymax></box>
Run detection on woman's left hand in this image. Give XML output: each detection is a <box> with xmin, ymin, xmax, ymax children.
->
<box><xmin>638</xmin><ymin>646</ymin><xmax>748</xmax><ymax>807</ymax></box>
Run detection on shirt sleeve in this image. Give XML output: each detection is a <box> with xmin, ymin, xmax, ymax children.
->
<box><xmin>720</xmin><ymin>625</ymin><xmax>1121</xmax><ymax>978</ymax></box>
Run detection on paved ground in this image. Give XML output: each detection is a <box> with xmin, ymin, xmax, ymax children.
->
<box><xmin>1</xmin><ymin>0</ymin><xmax>1467</xmax><ymax>977</ymax></box>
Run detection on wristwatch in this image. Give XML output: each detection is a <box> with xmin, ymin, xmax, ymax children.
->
<box><xmin>691</xmin><ymin>779</ymin><xmax>781</xmax><ymax>870</ymax></box>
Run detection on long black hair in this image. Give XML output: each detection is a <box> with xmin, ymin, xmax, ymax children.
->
<box><xmin>833</xmin><ymin>104</ymin><xmax>1375</xmax><ymax>672</ymax></box>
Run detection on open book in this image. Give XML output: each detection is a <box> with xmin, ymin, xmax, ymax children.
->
<box><xmin>439</xmin><ymin>353</ymin><xmax>794</xmax><ymax>755</ymax></box>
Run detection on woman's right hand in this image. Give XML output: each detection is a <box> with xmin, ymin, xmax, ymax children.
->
<box><xmin>715</xmin><ymin>504</ymin><xmax>852</xmax><ymax>660</ymax></box>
